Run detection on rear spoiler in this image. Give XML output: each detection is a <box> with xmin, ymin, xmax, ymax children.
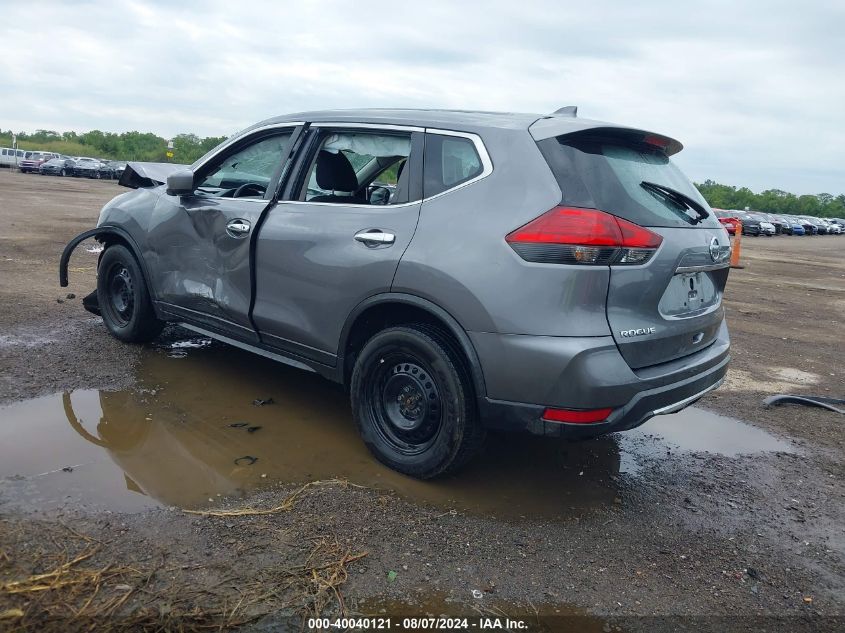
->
<box><xmin>118</xmin><ymin>161</ymin><xmax>189</xmax><ymax>189</ymax></box>
<box><xmin>529</xmin><ymin>117</ymin><xmax>683</xmax><ymax>156</ymax></box>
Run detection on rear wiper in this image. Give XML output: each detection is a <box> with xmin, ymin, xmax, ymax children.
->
<box><xmin>640</xmin><ymin>181</ymin><xmax>710</xmax><ymax>225</ymax></box>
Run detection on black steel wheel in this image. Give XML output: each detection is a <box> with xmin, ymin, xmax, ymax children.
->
<box><xmin>351</xmin><ymin>324</ymin><xmax>484</xmax><ymax>478</ymax></box>
<box><xmin>97</xmin><ymin>244</ymin><xmax>163</xmax><ymax>343</ymax></box>
<box><xmin>106</xmin><ymin>264</ymin><xmax>134</xmax><ymax>327</ymax></box>
<box><xmin>369</xmin><ymin>357</ymin><xmax>443</xmax><ymax>455</ymax></box>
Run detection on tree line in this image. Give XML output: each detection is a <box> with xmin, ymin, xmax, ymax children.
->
<box><xmin>695</xmin><ymin>180</ymin><xmax>845</xmax><ymax>219</ymax></box>
<box><xmin>0</xmin><ymin>129</ymin><xmax>228</xmax><ymax>165</ymax></box>
<box><xmin>2</xmin><ymin>128</ymin><xmax>842</xmax><ymax>217</ymax></box>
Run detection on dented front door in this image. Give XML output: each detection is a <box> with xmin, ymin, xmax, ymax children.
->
<box><xmin>147</xmin><ymin>195</ymin><xmax>268</xmax><ymax>340</ymax></box>
<box><xmin>145</xmin><ymin>129</ymin><xmax>295</xmax><ymax>341</ymax></box>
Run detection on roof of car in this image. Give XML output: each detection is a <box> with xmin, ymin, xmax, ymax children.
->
<box><xmin>263</xmin><ymin>108</ymin><xmax>543</xmax><ymax>130</ymax></box>
<box><xmin>244</xmin><ymin>108</ymin><xmax>683</xmax><ymax>154</ymax></box>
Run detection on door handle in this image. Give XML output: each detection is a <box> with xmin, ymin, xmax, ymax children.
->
<box><xmin>226</xmin><ymin>219</ymin><xmax>251</xmax><ymax>237</ymax></box>
<box><xmin>354</xmin><ymin>229</ymin><xmax>395</xmax><ymax>247</ymax></box>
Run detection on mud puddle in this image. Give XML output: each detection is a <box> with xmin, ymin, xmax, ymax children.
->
<box><xmin>0</xmin><ymin>337</ymin><xmax>794</xmax><ymax>516</ymax></box>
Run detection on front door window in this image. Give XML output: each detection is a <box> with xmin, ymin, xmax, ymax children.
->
<box><xmin>195</xmin><ymin>133</ymin><xmax>292</xmax><ymax>199</ymax></box>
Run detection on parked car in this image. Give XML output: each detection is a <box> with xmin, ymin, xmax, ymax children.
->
<box><xmin>782</xmin><ymin>216</ymin><xmax>806</xmax><ymax>235</ymax></box>
<box><xmin>714</xmin><ymin>209</ymin><xmax>740</xmax><ymax>235</ymax></box>
<box><xmin>801</xmin><ymin>216</ymin><xmax>828</xmax><ymax>235</ymax></box>
<box><xmin>747</xmin><ymin>213</ymin><xmax>776</xmax><ymax>236</ymax></box>
<box><xmin>791</xmin><ymin>216</ymin><xmax>817</xmax><ymax>235</ymax></box>
<box><xmin>18</xmin><ymin>151</ymin><xmax>60</xmax><ymax>173</ymax></box>
<box><xmin>39</xmin><ymin>157</ymin><xmax>77</xmax><ymax>177</ymax></box>
<box><xmin>60</xmin><ymin>108</ymin><xmax>731</xmax><ymax>478</ymax></box>
<box><xmin>824</xmin><ymin>219</ymin><xmax>842</xmax><ymax>235</ymax></box>
<box><xmin>733</xmin><ymin>212</ymin><xmax>763</xmax><ymax>236</ymax></box>
<box><xmin>0</xmin><ymin>147</ymin><xmax>27</xmax><ymax>168</ymax></box>
<box><xmin>93</xmin><ymin>159</ymin><xmax>117</xmax><ymax>179</ymax></box>
<box><xmin>760</xmin><ymin>213</ymin><xmax>788</xmax><ymax>235</ymax></box>
<box><xmin>73</xmin><ymin>157</ymin><xmax>110</xmax><ymax>178</ymax></box>
<box><xmin>107</xmin><ymin>161</ymin><xmax>127</xmax><ymax>179</ymax></box>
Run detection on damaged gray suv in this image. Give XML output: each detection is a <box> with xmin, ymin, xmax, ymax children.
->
<box><xmin>60</xmin><ymin>108</ymin><xmax>731</xmax><ymax>478</ymax></box>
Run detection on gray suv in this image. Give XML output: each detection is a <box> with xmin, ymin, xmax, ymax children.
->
<box><xmin>60</xmin><ymin>108</ymin><xmax>731</xmax><ymax>478</ymax></box>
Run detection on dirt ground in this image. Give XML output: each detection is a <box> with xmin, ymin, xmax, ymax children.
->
<box><xmin>1</xmin><ymin>170</ymin><xmax>844</xmax><ymax>632</ymax></box>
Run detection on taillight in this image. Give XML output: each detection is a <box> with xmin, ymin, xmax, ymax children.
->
<box><xmin>506</xmin><ymin>207</ymin><xmax>662</xmax><ymax>265</ymax></box>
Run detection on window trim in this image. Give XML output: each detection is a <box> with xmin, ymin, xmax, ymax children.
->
<box><xmin>421</xmin><ymin>128</ymin><xmax>493</xmax><ymax>201</ymax></box>
<box><xmin>310</xmin><ymin>121</ymin><xmax>424</xmax><ymax>133</ymax></box>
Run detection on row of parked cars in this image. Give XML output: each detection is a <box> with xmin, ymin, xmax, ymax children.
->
<box><xmin>714</xmin><ymin>209</ymin><xmax>844</xmax><ymax>236</ymax></box>
<box><xmin>0</xmin><ymin>148</ymin><xmax>126</xmax><ymax>180</ymax></box>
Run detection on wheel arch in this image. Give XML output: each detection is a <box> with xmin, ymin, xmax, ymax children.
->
<box><xmin>60</xmin><ymin>226</ymin><xmax>155</xmax><ymax>296</ymax></box>
<box><xmin>338</xmin><ymin>293</ymin><xmax>487</xmax><ymax>400</ymax></box>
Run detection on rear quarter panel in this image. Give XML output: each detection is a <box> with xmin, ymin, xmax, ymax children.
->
<box><xmin>392</xmin><ymin>128</ymin><xmax>612</xmax><ymax>337</ymax></box>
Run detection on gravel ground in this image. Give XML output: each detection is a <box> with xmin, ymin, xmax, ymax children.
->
<box><xmin>1</xmin><ymin>170</ymin><xmax>843</xmax><ymax>631</ymax></box>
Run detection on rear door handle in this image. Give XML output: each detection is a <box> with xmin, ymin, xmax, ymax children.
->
<box><xmin>226</xmin><ymin>219</ymin><xmax>251</xmax><ymax>237</ymax></box>
<box><xmin>354</xmin><ymin>229</ymin><xmax>395</xmax><ymax>247</ymax></box>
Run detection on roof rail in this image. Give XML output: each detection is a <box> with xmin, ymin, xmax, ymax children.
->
<box><xmin>552</xmin><ymin>105</ymin><xmax>578</xmax><ymax>117</ymax></box>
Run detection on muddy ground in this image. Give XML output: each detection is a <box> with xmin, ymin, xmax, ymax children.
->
<box><xmin>0</xmin><ymin>170</ymin><xmax>843</xmax><ymax>632</ymax></box>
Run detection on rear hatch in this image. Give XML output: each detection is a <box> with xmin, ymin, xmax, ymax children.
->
<box><xmin>536</xmin><ymin>128</ymin><xmax>730</xmax><ymax>369</ymax></box>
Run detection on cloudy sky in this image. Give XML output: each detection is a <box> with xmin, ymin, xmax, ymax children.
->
<box><xmin>1</xmin><ymin>0</ymin><xmax>843</xmax><ymax>194</ymax></box>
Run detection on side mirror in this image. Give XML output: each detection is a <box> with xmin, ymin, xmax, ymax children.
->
<box><xmin>166</xmin><ymin>169</ymin><xmax>195</xmax><ymax>196</ymax></box>
<box><xmin>368</xmin><ymin>185</ymin><xmax>392</xmax><ymax>205</ymax></box>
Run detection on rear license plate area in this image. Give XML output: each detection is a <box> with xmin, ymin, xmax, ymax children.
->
<box><xmin>659</xmin><ymin>272</ymin><xmax>719</xmax><ymax>317</ymax></box>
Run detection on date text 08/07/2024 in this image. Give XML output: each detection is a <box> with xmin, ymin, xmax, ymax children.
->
<box><xmin>307</xmin><ymin>616</ymin><xmax>530</xmax><ymax>629</ymax></box>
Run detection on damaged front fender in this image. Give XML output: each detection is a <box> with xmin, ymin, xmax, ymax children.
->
<box><xmin>59</xmin><ymin>227</ymin><xmax>107</xmax><ymax>287</ymax></box>
<box><xmin>59</xmin><ymin>226</ymin><xmax>152</xmax><ymax>293</ymax></box>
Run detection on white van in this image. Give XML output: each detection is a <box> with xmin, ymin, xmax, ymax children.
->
<box><xmin>0</xmin><ymin>148</ymin><xmax>26</xmax><ymax>168</ymax></box>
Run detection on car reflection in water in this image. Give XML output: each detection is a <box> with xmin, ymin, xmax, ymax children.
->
<box><xmin>54</xmin><ymin>344</ymin><xmax>630</xmax><ymax>517</ymax></box>
<box><xmin>61</xmin><ymin>390</ymin><xmax>258</xmax><ymax>507</ymax></box>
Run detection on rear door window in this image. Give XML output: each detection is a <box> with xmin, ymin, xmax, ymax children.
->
<box><xmin>423</xmin><ymin>134</ymin><xmax>484</xmax><ymax>197</ymax></box>
<box><xmin>538</xmin><ymin>133</ymin><xmax>720</xmax><ymax>229</ymax></box>
<box><xmin>299</xmin><ymin>130</ymin><xmax>414</xmax><ymax>205</ymax></box>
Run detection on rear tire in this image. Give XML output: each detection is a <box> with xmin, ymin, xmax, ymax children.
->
<box><xmin>97</xmin><ymin>244</ymin><xmax>163</xmax><ymax>343</ymax></box>
<box><xmin>350</xmin><ymin>324</ymin><xmax>485</xmax><ymax>479</ymax></box>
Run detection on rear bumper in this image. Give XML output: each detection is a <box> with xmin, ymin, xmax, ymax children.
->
<box><xmin>473</xmin><ymin>321</ymin><xmax>730</xmax><ymax>438</ymax></box>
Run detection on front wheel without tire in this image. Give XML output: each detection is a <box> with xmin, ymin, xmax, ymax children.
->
<box><xmin>97</xmin><ymin>244</ymin><xmax>163</xmax><ymax>343</ymax></box>
<box><xmin>350</xmin><ymin>324</ymin><xmax>484</xmax><ymax>479</ymax></box>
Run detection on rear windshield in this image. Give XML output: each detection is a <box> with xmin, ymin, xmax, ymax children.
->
<box><xmin>538</xmin><ymin>133</ymin><xmax>720</xmax><ymax>229</ymax></box>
